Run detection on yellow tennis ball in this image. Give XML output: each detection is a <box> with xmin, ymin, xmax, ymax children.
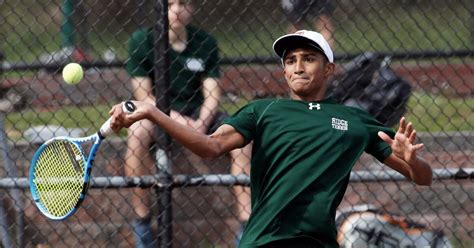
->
<box><xmin>62</xmin><ymin>63</ymin><xmax>83</xmax><ymax>85</ymax></box>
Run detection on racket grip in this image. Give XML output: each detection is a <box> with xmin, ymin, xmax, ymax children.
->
<box><xmin>99</xmin><ymin>101</ymin><xmax>136</xmax><ymax>138</ymax></box>
<box><xmin>123</xmin><ymin>100</ymin><xmax>136</xmax><ymax>114</ymax></box>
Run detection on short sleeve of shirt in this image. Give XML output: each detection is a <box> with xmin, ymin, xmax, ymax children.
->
<box><xmin>361</xmin><ymin>111</ymin><xmax>396</xmax><ymax>162</ymax></box>
<box><xmin>126</xmin><ymin>28</ymin><xmax>152</xmax><ymax>77</ymax></box>
<box><xmin>223</xmin><ymin>102</ymin><xmax>258</xmax><ymax>144</ymax></box>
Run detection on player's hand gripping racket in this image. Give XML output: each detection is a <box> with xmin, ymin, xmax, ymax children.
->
<box><xmin>29</xmin><ymin>101</ymin><xmax>136</xmax><ymax>220</ymax></box>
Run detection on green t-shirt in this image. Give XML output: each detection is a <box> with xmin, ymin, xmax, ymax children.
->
<box><xmin>224</xmin><ymin>98</ymin><xmax>395</xmax><ymax>247</ymax></box>
<box><xmin>126</xmin><ymin>26</ymin><xmax>220</xmax><ymax>115</ymax></box>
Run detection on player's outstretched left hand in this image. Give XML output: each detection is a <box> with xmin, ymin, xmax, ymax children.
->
<box><xmin>378</xmin><ymin>117</ymin><xmax>424</xmax><ymax>164</ymax></box>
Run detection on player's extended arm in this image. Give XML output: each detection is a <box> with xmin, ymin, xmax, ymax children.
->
<box><xmin>379</xmin><ymin>117</ymin><xmax>433</xmax><ymax>186</ymax></box>
<box><xmin>109</xmin><ymin>101</ymin><xmax>246</xmax><ymax>158</ymax></box>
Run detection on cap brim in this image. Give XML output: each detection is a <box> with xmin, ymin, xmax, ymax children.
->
<box><xmin>273</xmin><ymin>35</ymin><xmax>325</xmax><ymax>60</ymax></box>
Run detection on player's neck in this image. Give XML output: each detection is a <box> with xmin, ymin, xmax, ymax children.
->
<box><xmin>169</xmin><ymin>27</ymin><xmax>187</xmax><ymax>53</ymax></box>
<box><xmin>290</xmin><ymin>90</ymin><xmax>326</xmax><ymax>102</ymax></box>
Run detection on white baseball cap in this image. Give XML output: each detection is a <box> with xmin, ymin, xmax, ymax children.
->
<box><xmin>273</xmin><ymin>30</ymin><xmax>334</xmax><ymax>63</ymax></box>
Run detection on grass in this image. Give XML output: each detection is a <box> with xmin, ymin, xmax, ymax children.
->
<box><xmin>2</xmin><ymin>2</ymin><xmax>473</xmax><ymax>136</ymax></box>
<box><xmin>334</xmin><ymin>4</ymin><xmax>472</xmax><ymax>54</ymax></box>
<box><xmin>7</xmin><ymin>105</ymin><xmax>110</xmax><ymax>131</ymax></box>
<box><xmin>451</xmin><ymin>238</ymin><xmax>474</xmax><ymax>248</ymax></box>
<box><xmin>407</xmin><ymin>93</ymin><xmax>474</xmax><ymax>132</ymax></box>
<box><xmin>2</xmin><ymin>2</ymin><xmax>473</xmax><ymax>62</ymax></box>
<box><xmin>5</xmin><ymin>104</ymin><xmax>126</xmax><ymax>140</ymax></box>
<box><xmin>4</xmin><ymin>92</ymin><xmax>472</xmax><ymax>141</ymax></box>
<box><xmin>213</xmin><ymin>3</ymin><xmax>473</xmax><ymax>58</ymax></box>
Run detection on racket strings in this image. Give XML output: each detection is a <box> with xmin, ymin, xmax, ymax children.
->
<box><xmin>33</xmin><ymin>140</ymin><xmax>86</xmax><ymax>218</ymax></box>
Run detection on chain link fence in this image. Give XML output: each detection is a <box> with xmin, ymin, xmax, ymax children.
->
<box><xmin>1</xmin><ymin>0</ymin><xmax>473</xmax><ymax>247</ymax></box>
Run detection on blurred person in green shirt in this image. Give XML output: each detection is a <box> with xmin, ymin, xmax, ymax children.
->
<box><xmin>125</xmin><ymin>0</ymin><xmax>251</xmax><ymax>246</ymax></box>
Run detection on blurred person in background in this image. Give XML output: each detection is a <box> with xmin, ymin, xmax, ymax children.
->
<box><xmin>40</xmin><ymin>0</ymin><xmax>91</xmax><ymax>64</ymax></box>
<box><xmin>125</xmin><ymin>0</ymin><xmax>251</xmax><ymax>246</ymax></box>
<box><xmin>281</xmin><ymin>0</ymin><xmax>335</xmax><ymax>49</ymax></box>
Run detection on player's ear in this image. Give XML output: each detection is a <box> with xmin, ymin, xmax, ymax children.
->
<box><xmin>283</xmin><ymin>68</ymin><xmax>289</xmax><ymax>81</ymax></box>
<box><xmin>324</xmin><ymin>62</ymin><xmax>335</xmax><ymax>77</ymax></box>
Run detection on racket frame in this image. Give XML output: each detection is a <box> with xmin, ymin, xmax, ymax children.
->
<box><xmin>29</xmin><ymin>101</ymin><xmax>135</xmax><ymax>220</ymax></box>
<box><xmin>29</xmin><ymin>133</ymin><xmax>103</xmax><ymax>220</ymax></box>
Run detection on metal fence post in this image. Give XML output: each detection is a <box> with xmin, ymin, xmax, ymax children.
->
<box><xmin>153</xmin><ymin>0</ymin><xmax>173</xmax><ymax>247</ymax></box>
<box><xmin>0</xmin><ymin>51</ymin><xmax>14</xmax><ymax>248</ymax></box>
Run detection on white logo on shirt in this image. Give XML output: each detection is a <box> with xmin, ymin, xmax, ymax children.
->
<box><xmin>332</xmin><ymin>118</ymin><xmax>348</xmax><ymax>131</ymax></box>
<box><xmin>185</xmin><ymin>58</ymin><xmax>205</xmax><ymax>72</ymax></box>
<box><xmin>308</xmin><ymin>103</ymin><xmax>320</xmax><ymax>110</ymax></box>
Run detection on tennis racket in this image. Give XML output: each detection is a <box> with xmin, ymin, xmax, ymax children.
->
<box><xmin>29</xmin><ymin>101</ymin><xmax>136</xmax><ymax>220</ymax></box>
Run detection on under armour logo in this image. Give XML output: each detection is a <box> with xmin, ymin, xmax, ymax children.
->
<box><xmin>308</xmin><ymin>103</ymin><xmax>320</xmax><ymax>110</ymax></box>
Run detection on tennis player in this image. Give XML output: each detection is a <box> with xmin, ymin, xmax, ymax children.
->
<box><xmin>110</xmin><ymin>30</ymin><xmax>432</xmax><ymax>247</ymax></box>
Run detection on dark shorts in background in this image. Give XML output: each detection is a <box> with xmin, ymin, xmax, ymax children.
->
<box><xmin>149</xmin><ymin>110</ymin><xmax>228</xmax><ymax>154</ymax></box>
<box><xmin>281</xmin><ymin>0</ymin><xmax>335</xmax><ymax>23</ymax></box>
<box><xmin>189</xmin><ymin>111</ymin><xmax>229</xmax><ymax>134</ymax></box>
<box><xmin>260</xmin><ymin>236</ymin><xmax>326</xmax><ymax>248</ymax></box>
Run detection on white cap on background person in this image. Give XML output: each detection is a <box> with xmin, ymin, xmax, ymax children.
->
<box><xmin>273</xmin><ymin>30</ymin><xmax>334</xmax><ymax>63</ymax></box>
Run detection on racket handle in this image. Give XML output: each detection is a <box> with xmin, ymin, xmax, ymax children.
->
<box><xmin>123</xmin><ymin>100</ymin><xmax>136</xmax><ymax>114</ymax></box>
<box><xmin>99</xmin><ymin>101</ymin><xmax>136</xmax><ymax>138</ymax></box>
